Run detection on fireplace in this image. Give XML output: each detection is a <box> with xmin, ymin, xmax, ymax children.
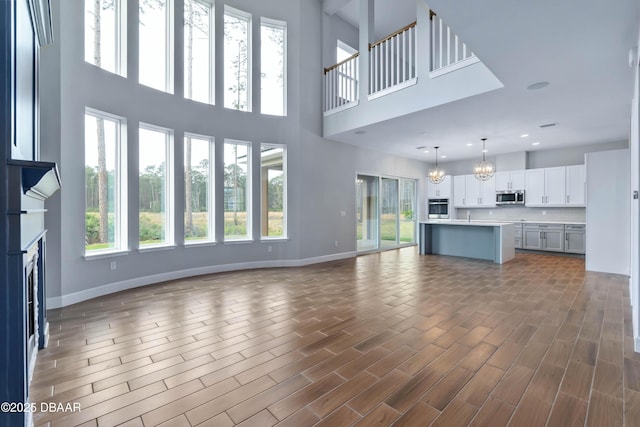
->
<box><xmin>25</xmin><ymin>243</ymin><xmax>39</xmax><ymax>383</ymax></box>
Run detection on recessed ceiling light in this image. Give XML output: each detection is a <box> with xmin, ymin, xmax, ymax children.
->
<box><xmin>355</xmin><ymin>130</ymin><xmax>366</xmax><ymax>135</ymax></box>
<box><xmin>532</xmin><ymin>142</ymin><xmax>540</xmax><ymax>146</ymax></box>
<box><xmin>441</xmin><ymin>155</ymin><xmax>447</xmax><ymax>159</ymax></box>
<box><xmin>466</xmin><ymin>143</ymin><xmax>473</xmax><ymax>147</ymax></box>
<box><xmin>482</xmin><ymin>149</ymin><xmax>488</xmax><ymax>153</ymax></box>
<box><xmin>520</xmin><ymin>134</ymin><xmax>529</xmax><ymax>138</ymax></box>
<box><xmin>423</xmin><ymin>150</ymin><xmax>430</xmax><ymax>153</ymax></box>
<box><xmin>527</xmin><ymin>81</ymin><xmax>550</xmax><ymax>90</ymax></box>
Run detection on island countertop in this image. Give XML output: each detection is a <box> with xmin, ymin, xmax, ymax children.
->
<box><xmin>419</xmin><ymin>220</ymin><xmax>514</xmax><ymax>227</ymax></box>
<box><xmin>419</xmin><ymin>221</ymin><xmax>515</xmax><ymax>264</ymax></box>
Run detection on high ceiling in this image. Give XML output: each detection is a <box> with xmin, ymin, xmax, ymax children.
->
<box><xmin>325</xmin><ymin>0</ymin><xmax>640</xmax><ymax>162</ymax></box>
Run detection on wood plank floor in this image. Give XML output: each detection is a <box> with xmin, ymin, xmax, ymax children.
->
<box><xmin>30</xmin><ymin>248</ymin><xmax>640</xmax><ymax>426</ymax></box>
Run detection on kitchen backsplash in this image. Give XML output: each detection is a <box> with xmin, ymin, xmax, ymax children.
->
<box><xmin>452</xmin><ymin>207</ymin><xmax>586</xmax><ymax>222</ymax></box>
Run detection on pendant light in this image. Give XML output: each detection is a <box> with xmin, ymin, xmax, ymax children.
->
<box><xmin>474</xmin><ymin>138</ymin><xmax>495</xmax><ymax>181</ymax></box>
<box><xmin>428</xmin><ymin>147</ymin><xmax>446</xmax><ymax>184</ymax></box>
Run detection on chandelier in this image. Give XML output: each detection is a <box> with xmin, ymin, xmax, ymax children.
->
<box><xmin>428</xmin><ymin>147</ymin><xmax>446</xmax><ymax>184</ymax></box>
<box><xmin>474</xmin><ymin>138</ymin><xmax>495</xmax><ymax>181</ymax></box>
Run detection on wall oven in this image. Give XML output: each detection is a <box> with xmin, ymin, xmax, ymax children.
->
<box><xmin>496</xmin><ymin>190</ymin><xmax>525</xmax><ymax>205</ymax></box>
<box><xmin>428</xmin><ymin>198</ymin><xmax>449</xmax><ymax>219</ymax></box>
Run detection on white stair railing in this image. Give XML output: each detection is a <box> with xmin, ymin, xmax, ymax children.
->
<box><xmin>369</xmin><ymin>21</ymin><xmax>417</xmax><ymax>96</ymax></box>
<box><xmin>324</xmin><ymin>53</ymin><xmax>359</xmax><ymax>113</ymax></box>
<box><xmin>430</xmin><ymin>12</ymin><xmax>476</xmax><ymax>72</ymax></box>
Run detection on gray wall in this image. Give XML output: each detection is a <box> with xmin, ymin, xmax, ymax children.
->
<box><xmin>40</xmin><ymin>0</ymin><xmax>428</xmax><ymax>304</ymax></box>
<box><xmin>440</xmin><ymin>140</ymin><xmax>628</xmax><ymax>176</ymax></box>
<box><xmin>322</xmin><ymin>12</ymin><xmax>359</xmax><ymax>69</ymax></box>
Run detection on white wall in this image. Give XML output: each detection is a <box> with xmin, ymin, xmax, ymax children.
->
<box><xmin>586</xmin><ymin>149</ymin><xmax>630</xmax><ymax>275</ymax></box>
<box><xmin>40</xmin><ymin>0</ymin><xmax>429</xmax><ymax>307</ymax></box>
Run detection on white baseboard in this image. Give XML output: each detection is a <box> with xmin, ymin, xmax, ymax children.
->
<box><xmin>47</xmin><ymin>251</ymin><xmax>356</xmax><ymax>309</ymax></box>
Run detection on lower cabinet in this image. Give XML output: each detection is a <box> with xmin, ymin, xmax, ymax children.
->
<box><xmin>523</xmin><ymin>224</ymin><xmax>565</xmax><ymax>252</ymax></box>
<box><xmin>513</xmin><ymin>224</ymin><xmax>522</xmax><ymax>249</ymax></box>
<box><xmin>521</xmin><ymin>223</ymin><xmax>585</xmax><ymax>254</ymax></box>
<box><xmin>564</xmin><ymin>225</ymin><xmax>586</xmax><ymax>254</ymax></box>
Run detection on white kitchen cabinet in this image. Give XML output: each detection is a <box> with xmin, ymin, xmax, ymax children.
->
<box><xmin>565</xmin><ymin>165</ymin><xmax>585</xmax><ymax>206</ymax></box>
<box><xmin>453</xmin><ymin>175</ymin><xmax>466</xmax><ymax>207</ymax></box>
<box><xmin>564</xmin><ymin>224</ymin><xmax>586</xmax><ymax>254</ymax></box>
<box><xmin>426</xmin><ymin>175</ymin><xmax>451</xmax><ymax>199</ymax></box>
<box><xmin>523</xmin><ymin>223</ymin><xmax>565</xmax><ymax>252</ymax></box>
<box><xmin>460</xmin><ymin>174</ymin><xmax>495</xmax><ymax>207</ymax></box>
<box><xmin>495</xmin><ymin>170</ymin><xmax>525</xmax><ymax>191</ymax></box>
<box><xmin>525</xmin><ymin>167</ymin><xmax>566</xmax><ymax>207</ymax></box>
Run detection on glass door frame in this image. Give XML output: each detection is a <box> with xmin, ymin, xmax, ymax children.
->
<box><xmin>355</xmin><ymin>171</ymin><xmax>419</xmax><ymax>255</ymax></box>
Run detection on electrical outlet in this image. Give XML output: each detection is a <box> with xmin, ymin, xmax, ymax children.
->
<box><xmin>542</xmin><ymin>210</ymin><xmax>547</xmax><ymax>215</ymax></box>
<box><xmin>340</xmin><ymin>211</ymin><xmax>346</xmax><ymax>217</ymax></box>
<box><xmin>334</xmin><ymin>240</ymin><xmax>339</xmax><ymax>247</ymax></box>
<box><xmin>110</xmin><ymin>261</ymin><xmax>117</xmax><ymax>270</ymax></box>
<box><xmin>267</xmin><ymin>245</ymin><xmax>273</xmax><ymax>253</ymax></box>
<box><xmin>489</xmin><ymin>210</ymin><xmax>493</xmax><ymax>215</ymax></box>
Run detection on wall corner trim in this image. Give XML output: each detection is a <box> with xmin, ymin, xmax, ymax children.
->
<box><xmin>47</xmin><ymin>251</ymin><xmax>357</xmax><ymax>308</ymax></box>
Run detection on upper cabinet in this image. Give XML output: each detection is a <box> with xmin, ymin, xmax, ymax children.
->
<box><xmin>426</xmin><ymin>175</ymin><xmax>452</xmax><ymax>199</ymax></box>
<box><xmin>565</xmin><ymin>165</ymin><xmax>586</xmax><ymax>206</ymax></box>
<box><xmin>525</xmin><ymin>166</ymin><xmax>567</xmax><ymax>207</ymax></box>
<box><xmin>454</xmin><ymin>174</ymin><xmax>495</xmax><ymax>207</ymax></box>
<box><xmin>495</xmin><ymin>170</ymin><xmax>525</xmax><ymax>191</ymax></box>
<box><xmin>453</xmin><ymin>175</ymin><xmax>466</xmax><ymax>207</ymax></box>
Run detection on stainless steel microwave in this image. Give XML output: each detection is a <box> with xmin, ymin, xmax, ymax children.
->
<box><xmin>496</xmin><ymin>190</ymin><xmax>525</xmax><ymax>205</ymax></box>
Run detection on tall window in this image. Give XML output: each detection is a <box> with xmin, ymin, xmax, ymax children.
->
<box><xmin>184</xmin><ymin>0</ymin><xmax>213</xmax><ymax>104</ymax></box>
<box><xmin>84</xmin><ymin>0</ymin><xmax>126</xmax><ymax>75</ymax></box>
<box><xmin>139</xmin><ymin>0</ymin><xmax>173</xmax><ymax>92</ymax></box>
<box><xmin>224</xmin><ymin>7</ymin><xmax>251</xmax><ymax>111</ymax></box>
<box><xmin>139</xmin><ymin>125</ymin><xmax>174</xmax><ymax>247</ymax></box>
<box><xmin>261</xmin><ymin>19</ymin><xmax>286</xmax><ymax>116</ymax></box>
<box><xmin>261</xmin><ymin>145</ymin><xmax>286</xmax><ymax>238</ymax></box>
<box><xmin>184</xmin><ymin>134</ymin><xmax>213</xmax><ymax>242</ymax></box>
<box><xmin>224</xmin><ymin>141</ymin><xmax>251</xmax><ymax>240</ymax></box>
<box><xmin>85</xmin><ymin>109</ymin><xmax>127</xmax><ymax>253</ymax></box>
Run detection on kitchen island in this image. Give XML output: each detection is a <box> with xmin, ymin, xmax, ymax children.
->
<box><xmin>419</xmin><ymin>220</ymin><xmax>515</xmax><ymax>264</ymax></box>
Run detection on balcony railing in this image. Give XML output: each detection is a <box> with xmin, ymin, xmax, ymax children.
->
<box><xmin>324</xmin><ymin>52</ymin><xmax>359</xmax><ymax>112</ymax></box>
<box><xmin>323</xmin><ymin>11</ymin><xmax>478</xmax><ymax>114</ymax></box>
<box><xmin>430</xmin><ymin>12</ymin><xmax>476</xmax><ymax>73</ymax></box>
<box><xmin>369</xmin><ymin>21</ymin><xmax>417</xmax><ymax>97</ymax></box>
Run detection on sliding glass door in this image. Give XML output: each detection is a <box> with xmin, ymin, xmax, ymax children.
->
<box><xmin>356</xmin><ymin>175</ymin><xmax>379</xmax><ymax>251</ymax></box>
<box><xmin>357</xmin><ymin>174</ymin><xmax>417</xmax><ymax>253</ymax></box>
<box><xmin>400</xmin><ymin>179</ymin><xmax>416</xmax><ymax>244</ymax></box>
<box><xmin>381</xmin><ymin>178</ymin><xmax>399</xmax><ymax>248</ymax></box>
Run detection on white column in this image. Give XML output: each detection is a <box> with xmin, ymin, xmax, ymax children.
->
<box><xmin>416</xmin><ymin>0</ymin><xmax>431</xmax><ymax>77</ymax></box>
<box><xmin>358</xmin><ymin>0</ymin><xmax>374</xmax><ymax>101</ymax></box>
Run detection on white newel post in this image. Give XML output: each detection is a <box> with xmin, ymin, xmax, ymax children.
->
<box><xmin>359</xmin><ymin>0</ymin><xmax>374</xmax><ymax>101</ymax></box>
<box><xmin>416</xmin><ymin>0</ymin><xmax>431</xmax><ymax>79</ymax></box>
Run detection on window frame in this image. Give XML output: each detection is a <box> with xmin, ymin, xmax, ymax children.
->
<box><xmin>139</xmin><ymin>0</ymin><xmax>174</xmax><ymax>93</ymax></box>
<box><xmin>223</xmin><ymin>5</ymin><xmax>252</xmax><ymax>112</ymax></box>
<box><xmin>223</xmin><ymin>139</ymin><xmax>252</xmax><ymax>242</ymax></box>
<box><xmin>183</xmin><ymin>0</ymin><xmax>215</xmax><ymax>104</ymax></box>
<box><xmin>138</xmin><ymin>123</ymin><xmax>175</xmax><ymax>249</ymax></box>
<box><xmin>84</xmin><ymin>108</ymin><xmax>129</xmax><ymax>257</ymax></box>
<box><xmin>183</xmin><ymin>132</ymin><xmax>215</xmax><ymax>244</ymax></box>
<box><xmin>260</xmin><ymin>143</ymin><xmax>287</xmax><ymax>240</ymax></box>
<box><xmin>260</xmin><ymin>17</ymin><xmax>287</xmax><ymax>116</ymax></box>
<box><xmin>84</xmin><ymin>0</ymin><xmax>128</xmax><ymax>77</ymax></box>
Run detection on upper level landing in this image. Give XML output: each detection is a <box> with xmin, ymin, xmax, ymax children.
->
<box><xmin>322</xmin><ymin>0</ymin><xmax>503</xmax><ymax>139</ymax></box>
